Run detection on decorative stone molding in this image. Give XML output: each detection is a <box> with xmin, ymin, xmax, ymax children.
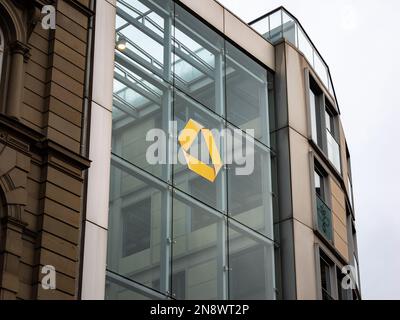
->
<box><xmin>8</xmin><ymin>40</ymin><xmax>30</xmax><ymax>62</ymax></box>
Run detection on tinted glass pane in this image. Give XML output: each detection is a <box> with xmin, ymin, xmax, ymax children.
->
<box><xmin>251</xmin><ymin>16</ymin><xmax>270</xmax><ymax>39</ymax></box>
<box><xmin>173</xmin><ymin>4</ymin><xmax>225</xmax><ymax>115</ymax></box>
<box><xmin>172</xmin><ymin>194</ymin><xmax>226</xmax><ymax>299</ymax></box>
<box><xmin>298</xmin><ymin>29</ymin><xmax>313</xmax><ymax>64</ymax></box>
<box><xmin>226</xmin><ymin>42</ymin><xmax>269</xmax><ymax>145</ymax></box>
<box><xmin>228</xmin><ymin>221</ymin><xmax>275</xmax><ymax>300</ymax></box>
<box><xmin>320</xmin><ymin>257</ymin><xmax>332</xmax><ymax>299</ymax></box>
<box><xmin>227</xmin><ymin>137</ymin><xmax>273</xmax><ymax>239</ymax></box>
<box><xmin>113</xmin><ymin>0</ymin><xmax>173</xmax><ymax>182</ymax></box>
<box><xmin>173</xmin><ymin>91</ymin><xmax>225</xmax><ymax>211</ymax></box>
<box><xmin>309</xmin><ymin>89</ymin><xmax>318</xmax><ymax>142</ymax></box>
<box><xmin>269</xmin><ymin>10</ymin><xmax>282</xmax><ymax>43</ymax></box>
<box><xmin>108</xmin><ymin>161</ymin><xmax>170</xmax><ymax>293</ymax></box>
<box><xmin>282</xmin><ymin>11</ymin><xmax>296</xmax><ymax>45</ymax></box>
<box><xmin>105</xmin><ymin>275</ymin><xmax>165</xmax><ymax>300</ymax></box>
<box><xmin>116</xmin><ymin>0</ymin><xmax>173</xmax><ymax>81</ymax></box>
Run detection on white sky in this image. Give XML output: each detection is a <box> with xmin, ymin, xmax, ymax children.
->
<box><xmin>218</xmin><ymin>0</ymin><xmax>400</xmax><ymax>299</ymax></box>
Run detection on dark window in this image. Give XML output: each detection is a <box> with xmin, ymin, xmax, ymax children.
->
<box><xmin>314</xmin><ymin>167</ymin><xmax>325</xmax><ymax>199</ymax></box>
<box><xmin>122</xmin><ymin>198</ymin><xmax>151</xmax><ymax>257</ymax></box>
<box><xmin>229</xmin><ymin>245</ymin><xmax>267</xmax><ymax>300</ymax></box>
<box><xmin>320</xmin><ymin>255</ymin><xmax>333</xmax><ymax>300</ymax></box>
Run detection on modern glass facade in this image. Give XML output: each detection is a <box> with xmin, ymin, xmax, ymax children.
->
<box><xmin>105</xmin><ymin>0</ymin><xmax>276</xmax><ymax>300</ymax></box>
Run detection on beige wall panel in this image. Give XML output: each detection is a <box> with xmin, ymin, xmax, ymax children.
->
<box><xmin>293</xmin><ymin>220</ymin><xmax>318</xmax><ymax>299</ymax></box>
<box><xmin>332</xmin><ymin>213</ymin><xmax>347</xmax><ymax>244</ymax></box>
<box><xmin>286</xmin><ymin>45</ymin><xmax>308</xmax><ymax>137</ymax></box>
<box><xmin>330</xmin><ymin>177</ymin><xmax>346</xmax><ymax>208</ymax></box>
<box><xmin>57</xmin><ymin>0</ymin><xmax>88</xmax><ymax>28</ymax></box>
<box><xmin>289</xmin><ymin>129</ymin><xmax>313</xmax><ymax>227</ymax></box>
<box><xmin>47</xmin><ymin>96</ymin><xmax>82</xmax><ymax>127</ymax></box>
<box><xmin>224</xmin><ymin>11</ymin><xmax>275</xmax><ymax>70</ymax></box>
<box><xmin>333</xmin><ymin>231</ymin><xmax>349</xmax><ymax>262</ymax></box>
<box><xmin>331</xmin><ymin>195</ymin><xmax>346</xmax><ymax>225</ymax></box>
<box><xmin>178</xmin><ymin>0</ymin><xmax>224</xmax><ymax>32</ymax></box>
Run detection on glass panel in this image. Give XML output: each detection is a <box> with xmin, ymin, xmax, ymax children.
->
<box><xmin>112</xmin><ymin>66</ymin><xmax>171</xmax><ymax>182</ymax></box>
<box><xmin>228</xmin><ymin>221</ymin><xmax>275</xmax><ymax>300</ymax></box>
<box><xmin>347</xmin><ymin>176</ymin><xmax>353</xmax><ymax>208</ymax></box>
<box><xmin>173</xmin><ymin>4</ymin><xmax>225</xmax><ymax>115</ymax></box>
<box><xmin>225</xmin><ymin>42</ymin><xmax>269</xmax><ymax>145</ymax></box>
<box><xmin>320</xmin><ymin>256</ymin><xmax>333</xmax><ymax>300</ymax></box>
<box><xmin>314</xmin><ymin>169</ymin><xmax>324</xmax><ymax>198</ymax></box>
<box><xmin>114</xmin><ymin>0</ymin><xmax>173</xmax><ymax>182</ymax></box>
<box><xmin>105</xmin><ymin>275</ymin><xmax>166</xmax><ymax>300</ymax></box>
<box><xmin>314</xmin><ymin>53</ymin><xmax>329</xmax><ymax>88</ymax></box>
<box><xmin>116</xmin><ymin>0</ymin><xmax>173</xmax><ymax>81</ymax></box>
<box><xmin>173</xmin><ymin>91</ymin><xmax>225</xmax><ymax>212</ymax></box>
<box><xmin>298</xmin><ymin>28</ymin><xmax>313</xmax><ymax>65</ymax></box>
<box><xmin>353</xmin><ymin>254</ymin><xmax>360</xmax><ymax>288</ymax></box>
<box><xmin>227</xmin><ymin>136</ymin><xmax>273</xmax><ymax>239</ymax></box>
<box><xmin>172</xmin><ymin>194</ymin><xmax>226</xmax><ymax>299</ymax></box>
<box><xmin>309</xmin><ymin>88</ymin><xmax>318</xmax><ymax>142</ymax></box>
<box><xmin>316</xmin><ymin>195</ymin><xmax>333</xmax><ymax>241</ymax></box>
<box><xmin>251</xmin><ymin>17</ymin><xmax>270</xmax><ymax>39</ymax></box>
<box><xmin>282</xmin><ymin>11</ymin><xmax>296</xmax><ymax>45</ymax></box>
<box><xmin>326</xmin><ymin>131</ymin><xmax>341</xmax><ymax>172</ymax></box>
<box><xmin>107</xmin><ymin>161</ymin><xmax>170</xmax><ymax>294</ymax></box>
<box><xmin>268</xmin><ymin>10</ymin><xmax>283</xmax><ymax>43</ymax></box>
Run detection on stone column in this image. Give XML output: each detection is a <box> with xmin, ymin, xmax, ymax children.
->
<box><xmin>5</xmin><ymin>41</ymin><xmax>30</xmax><ymax>120</ymax></box>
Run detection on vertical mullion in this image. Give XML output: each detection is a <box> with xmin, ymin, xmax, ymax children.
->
<box><xmin>215</xmin><ymin>48</ymin><xmax>228</xmax><ymax>300</ymax></box>
<box><xmin>160</xmin><ymin>3</ymin><xmax>173</xmax><ymax>296</ymax></box>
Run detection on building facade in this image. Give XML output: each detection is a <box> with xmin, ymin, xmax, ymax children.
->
<box><xmin>0</xmin><ymin>0</ymin><xmax>360</xmax><ymax>300</ymax></box>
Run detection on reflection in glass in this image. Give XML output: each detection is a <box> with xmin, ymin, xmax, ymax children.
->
<box><xmin>298</xmin><ymin>29</ymin><xmax>314</xmax><ymax>65</ymax></box>
<box><xmin>172</xmin><ymin>194</ymin><xmax>226</xmax><ymax>299</ymax></box>
<box><xmin>309</xmin><ymin>89</ymin><xmax>320</xmax><ymax>144</ymax></box>
<box><xmin>326</xmin><ymin>131</ymin><xmax>341</xmax><ymax>173</ymax></box>
<box><xmin>173</xmin><ymin>4</ymin><xmax>225</xmax><ymax>115</ymax></box>
<box><xmin>269</xmin><ymin>10</ymin><xmax>283</xmax><ymax>42</ymax></box>
<box><xmin>173</xmin><ymin>91</ymin><xmax>225</xmax><ymax>211</ymax></box>
<box><xmin>226</xmin><ymin>42</ymin><xmax>269</xmax><ymax>145</ymax></box>
<box><xmin>228</xmin><ymin>220</ymin><xmax>275</xmax><ymax>300</ymax></box>
<box><xmin>227</xmin><ymin>138</ymin><xmax>273</xmax><ymax>239</ymax></box>
<box><xmin>107</xmin><ymin>161</ymin><xmax>170</xmax><ymax>294</ymax></box>
<box><xmin>282</xmin><ymin>11</ymin><xmax>296</xmax><ymax>45</ymax></box>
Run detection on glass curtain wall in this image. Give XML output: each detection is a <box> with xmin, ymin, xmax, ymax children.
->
<box><xmin>106</xmin><ymin>0</ymin><xmax>276</xmax><ymax>300</ymax></box>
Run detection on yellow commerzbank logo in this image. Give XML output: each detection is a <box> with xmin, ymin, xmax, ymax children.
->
<box><xmin>178</xmin><ymin>119</ymin><xmax>222</xmax><ymax>183</ymax></box>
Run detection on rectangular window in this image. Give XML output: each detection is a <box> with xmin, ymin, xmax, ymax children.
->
<box><xmin>225</xmin><ymin>42</ymin><xmax>269</xmax><ymax>145</ymax></box>
<box><xmin>319</xmin><ymin>254</ymin><xmax>333</xmax><ymax>300</ymax></box>
<box><xmin>228</xmin><ymin>220</ymin><xmax>275</xmax><ymax>300</ymax></box>
<box><xmin>173</xmin><ymin>4</ymin><xmax>225</xmax><ymax>116</ymax></box>
<box><xmin>309</xmin><ymin>88</ymin><xmax>319</xmax><ymax>143</ymax></box>
<box><xmin>308</xmin><ymin>77</ymin><xmax>341</xmax><ymax>173</ymax></box>
<box><xmin>122</xmin><ymin>199</ymin><xmax>151</xmax><ymax>257</ymax></box>
<box><xmin>314</xmin><ymin>164</ymin><xmax>333</xmax><ymax>241</ymax></box>
<box><xmin>107</xmin><ymin>160</ymin><xmax>169</xmax><ymax>294</ymax></box>
<box><xmin>172</xmin><ymin>194</ymin><xmax>226</xmax><ymax>300</ymax></box>
<box><xmin>228</xmin><ymin>139</ymin><xmax>273</xmax><ymax>239</ymax></box>
<box><xmin>314</xmin><ymin>168</ymin><xmax>324</xmax><ymax>199</ymax></box>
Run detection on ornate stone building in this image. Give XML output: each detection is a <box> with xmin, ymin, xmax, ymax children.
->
<box><xmin>0</xmin><ymin>0</ymin><xmax>92</xmax><ymax>299</ymax></box>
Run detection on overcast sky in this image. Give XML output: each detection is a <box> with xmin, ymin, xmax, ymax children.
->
<box><xmin>218</xmin><ymin>0</ymin><xmax>400</xmax><ymax>299</ymax></box>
